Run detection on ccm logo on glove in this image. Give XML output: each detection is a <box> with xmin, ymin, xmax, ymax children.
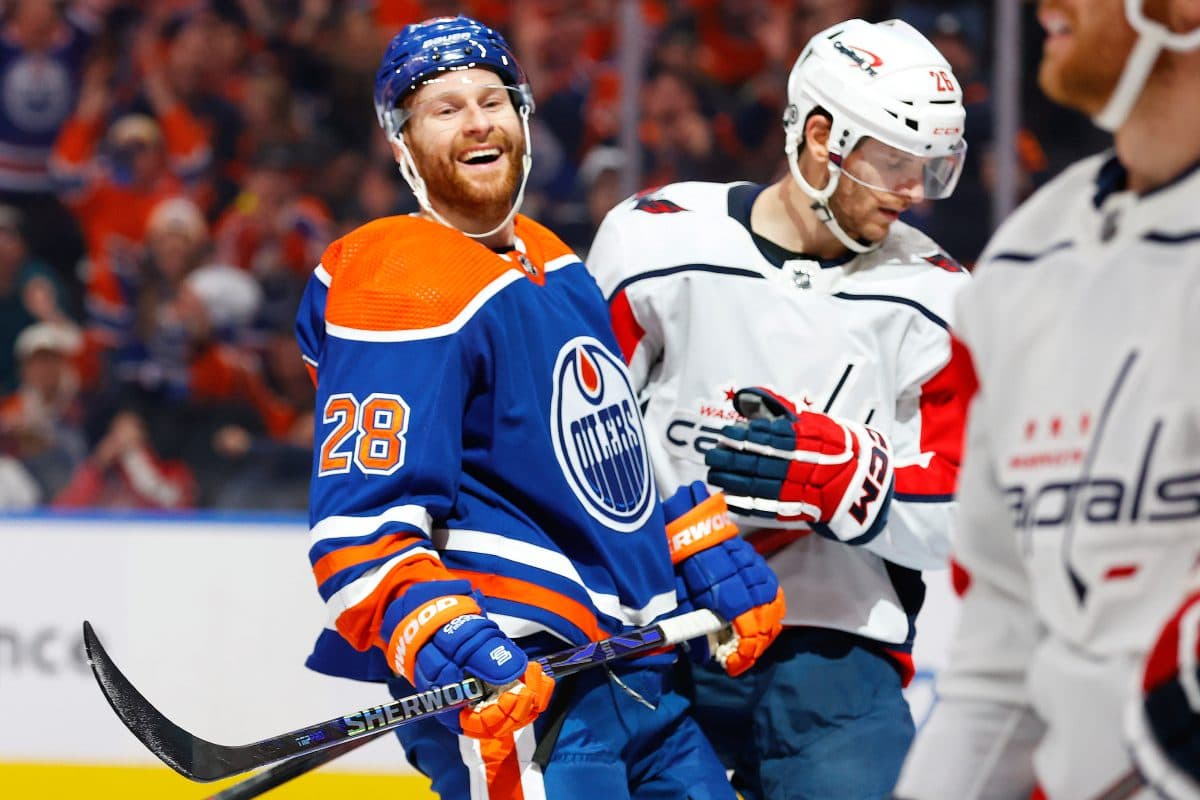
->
<box><xmin>850</xmin><ymin>428</ymin><xmax>890</xmax><ymax>524</ymax></box>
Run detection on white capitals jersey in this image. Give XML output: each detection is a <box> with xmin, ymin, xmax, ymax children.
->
<box><xmin>587</xmin><ymin>181</ymin><xmax>973</xmax><ymax>665</ymax></box>
<box><xmin>896</xmin><ymin>154</ymin><xmax>1200</xmax><ymax>800</ymax></box>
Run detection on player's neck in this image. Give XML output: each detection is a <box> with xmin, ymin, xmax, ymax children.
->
<box><xmin>753</xmin><ymin>177</ymin><xmax>848</xmax><ymax>261</ymax></box>
<box><xmin>421</xmin><ymin>207</ymin><xmax>515</xmax><ymax>250</ymax></box>
<box><xmin>1113</xmin><ymin>59</ymin><xmax>1200</xmax><ymax>194</ymax></box>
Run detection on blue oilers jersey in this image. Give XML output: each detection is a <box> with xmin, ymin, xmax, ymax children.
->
<box><xmin>0</xmin><ymin>12</ymin><xmax>94</xmax><ymax>192</ymax></box>
<box><xmin>295</xmin><ymin>213</ymin><xmax>677</xmax><ymax>681</ymax></box>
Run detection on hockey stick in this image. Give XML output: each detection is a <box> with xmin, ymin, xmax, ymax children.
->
<box><xmin>1090</xmin><ymin>767</ymin><xmax>1144</xmax><ymax>800</ymax></box>
<box><xmin>84</xmin><ymin>608</ymin><xmax>723</xmax><ymax>784</ymax></box>
<box><xmin>202</xmin><ymin>735</ymin><xmax>375</xmax><ymax>800</ymax></box>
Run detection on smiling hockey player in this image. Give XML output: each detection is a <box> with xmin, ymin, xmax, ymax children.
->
<box><xmin>293</xmin><ymin>15</ymin><xmax>783</xmax><ymax>800</ymax></box>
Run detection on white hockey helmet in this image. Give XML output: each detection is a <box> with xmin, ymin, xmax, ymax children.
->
<box><xmin>1093</xmin><ymin>0</ymin><xmax>1200</xmax><ymax>131</ymax></box>
<box><xmin>784</xmin><ymin>18</ymin><xmax>967</xmax><ymax>252</ymax></box>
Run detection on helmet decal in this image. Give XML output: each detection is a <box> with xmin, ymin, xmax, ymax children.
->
<box><xmin>833</xmin><ymin>40</ymin><xmax>883</xmax><ymax>75</ymax></box>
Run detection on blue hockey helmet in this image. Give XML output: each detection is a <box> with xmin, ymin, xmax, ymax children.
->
<box><xmin>373</xmin><ymin>15</ymin><xmax>533</xmax><ymax>139</ymax></box>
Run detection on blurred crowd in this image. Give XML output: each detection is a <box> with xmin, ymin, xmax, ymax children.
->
<box><xmin>0</xmin><ymin>0</ymin><xmax>1109</xmax><ymax>511</ymax></box>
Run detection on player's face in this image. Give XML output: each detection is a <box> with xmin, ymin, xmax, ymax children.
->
<box><xmin>402</xmin><ymin>69</ymin><xmax>525</xmax><ymax>224</ymax></box>
<box><xmin>829</xmin><ymin>140</ymin><xmax>923</xmax><ymax>243</ymax></box>
<box><xmin>1037</xmin><ymin>0</ymin><xmax>1139</xmax><ymax>115</ymax></box>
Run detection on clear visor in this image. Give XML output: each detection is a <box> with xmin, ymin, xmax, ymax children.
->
<box><xmin>394</xmin><ymin>78</ymin><xmax>527</xmax><ymax>131</ymax></box>
<box><xmin>837</xmin><ymin>137</ymin><xmax>967</xmax><ymax>201</ymax></box>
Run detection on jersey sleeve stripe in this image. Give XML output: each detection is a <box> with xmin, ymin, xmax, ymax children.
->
<box><xmin>323</xmin><ymin>550</ymin><xmax>447</xmax><ymax>647</ymax></box>
<box><xmin>437</xmin><ymin>528</ymin><xmax>678</xmax><ymax>626</ymax></box>
<box><xmin>453</xmin><ymin>568</ymin><xmax>606</xmax><ymax>642</ymax></box>
<box><xmin>325</xmin><ymin>270</ymin><xmax>524</xmax><ymax>342</ymax></box>
<box><xmin>312</xmin><ymin>533</ymin><xmax>424</xmax><ymax>586</ymax></box>
<box><xmin>314</xmin><ymin>541</ymin><xmax>441</xmax><ymax>601</ymax></box>
<box><xmin>608</xmin><ymin>289</ymin><xmax>645</xmax><ymax>364</ymax></box>
<box><xmin>893</xmin><ymin>334</ymin><xmax>973</xmax><ymax>497</ymax></box>
<box><xmin>310</xmin><ymin>504</ymin><xmax>432</xmax><ymax>545</ymax></box>
<box><xmin>315</xmin><ymin>263</ymin><xmax>332</xmax><ymax>286</ymax></box>
<box><xmin>486</xmin><ymin>613</ymin><xmax>571</xmax><ymax>642</ymax></box>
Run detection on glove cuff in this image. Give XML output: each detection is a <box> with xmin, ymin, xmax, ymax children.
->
<box><xmin>666</xmin><ymin>491</ymin><xmax>738</xmax><ymax>564</ymax></box>
<box><xmin>1125</xmin><ymin>685</ymin><xmax>1200</xmax><ymax>800</ymax></box>
<box><xmin>387</xmin><ymin>594</ymin><xmax>483</xmax><ymax>684</ymax></box>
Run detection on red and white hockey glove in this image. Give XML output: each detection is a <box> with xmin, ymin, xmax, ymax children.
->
<box><xmin>384</xmin><ymin>580</ymin><xmax>554</xmax><ymax>740</ymax></box>
<box><xmin>664</xmin><ymin>481</ymin><xmax>785</xmax><ymax>677</ymax></box>
<box><xmin>1125</xmin><ymin>589</ymin><xmax>1200</xmax><ymax>799</ymax></box>
<box><xmin>705</xmin><ymin>387</ymin><xmax>894</xmax><ymax>546</ymax></box>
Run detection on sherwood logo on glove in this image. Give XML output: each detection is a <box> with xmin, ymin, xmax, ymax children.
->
<box><xmin>666</xmin><ymin>493</ymin><xmax>738</xmax><ymax>564</ymax></box>
<box><xmin>391</xmin><ymin>597</ymin><xmax>475</xmax><ymax>678</ymax></box>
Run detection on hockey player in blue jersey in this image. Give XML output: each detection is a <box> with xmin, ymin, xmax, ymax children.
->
<box><xmin>293</xmin><ymin>15</ymin><xmax>784</xmax><ymax>799</ymax></box>
<box><xmin>588</xmin><ymin>18</ymin><xmax>974</xmax><ymax>800</ymax></box>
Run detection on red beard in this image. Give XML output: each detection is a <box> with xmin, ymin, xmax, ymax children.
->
<box><xmin>408</xmin><ymin>130</ymin><xmax>524</xmax><ymax>225</ymax></box>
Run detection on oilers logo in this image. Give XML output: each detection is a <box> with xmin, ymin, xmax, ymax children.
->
<box><xmin>550</xmin><ymin>337</ymin><xmax>654</xmax><ymax>532</ymax></box>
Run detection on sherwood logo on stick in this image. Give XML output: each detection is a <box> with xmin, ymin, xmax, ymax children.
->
<box><xmin>343</xmin><ymin>678</ymin><xmax>486</xmax><ymax>736</ymax></box>
<box><xmin>79</xmin><ymin>610</ymin><xmax>723</xmax><ymax>784</ymax></box>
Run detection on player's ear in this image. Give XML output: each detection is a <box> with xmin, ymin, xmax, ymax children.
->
<box><xmin>803</xmin><ymin>114</ymin><xmax>831</xmax><ymax>164</ymax></box>
<box><xmin>389</xmin><ymin>138</ymin><xmax>405</xmax><ymax>163</ymax></box>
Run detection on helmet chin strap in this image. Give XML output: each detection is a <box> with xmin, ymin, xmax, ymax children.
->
<box><xmin>389</xmin><ymin>104</ymin><xmax>535</xmax><ymax>240</ymax></box>
<box><xmin>785</xmin><ymin>131</ymin><xmax>880</xmax><ymax>254</ymax></box>
<box><xmin>1094</xmin><ymin>0</ymin><xmax>1200</xmax><ymax>131</ymax></box>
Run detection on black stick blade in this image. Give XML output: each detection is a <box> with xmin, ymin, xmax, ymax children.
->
<box><xmin>81</xmin><ymin>619</ymin><xmax>483</xmax><ymax>783</ymax></box>
<box><xmin>83</xmin><ymin>620</ymin><xmax>229</xmax><ymax>781</ymax></box>
<box><xmin>80</xmin><ymin>609</ymin><xmax>727</xmax><ymax>785</ymax></box>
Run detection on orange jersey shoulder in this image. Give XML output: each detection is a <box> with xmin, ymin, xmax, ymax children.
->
<box><xmin>511</xmin><ymin>214</ymin><xmax>577</xmax><ymax>266</ymax></box>
<box><xmin>321</xmin><ymin>215</ymin><xmax>581</xmax><ymax>333</ymax></box>
<box><xmin>322</xmin><ymin>215</ymin><xmax>516</xmax><ymax>332</ymax></box>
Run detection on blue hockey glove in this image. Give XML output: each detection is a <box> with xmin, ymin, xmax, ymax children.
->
<box><xmin>705</xmin><ymin>386</ymin><xmax>894</xmax><ymax>546</ymax></box>
<box><xmin>1126</xmin><ymin>589</ymin><xmax>1200</xmax><ymax>799</ymax></box>
<box><xmin>383</xmin><ymin>579</ymin><xmax>554</xmax><ymax>739</ymax></box>
<box><xmin>663</xmin><ymin>481</ymin><xmax>785</xmax><ymax>676</ymax></box>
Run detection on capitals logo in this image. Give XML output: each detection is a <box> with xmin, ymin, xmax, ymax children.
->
<box><xmin>550</xmin><ymin>337</ymin><xmax>655</xmax><ymax>532</ymax></box>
